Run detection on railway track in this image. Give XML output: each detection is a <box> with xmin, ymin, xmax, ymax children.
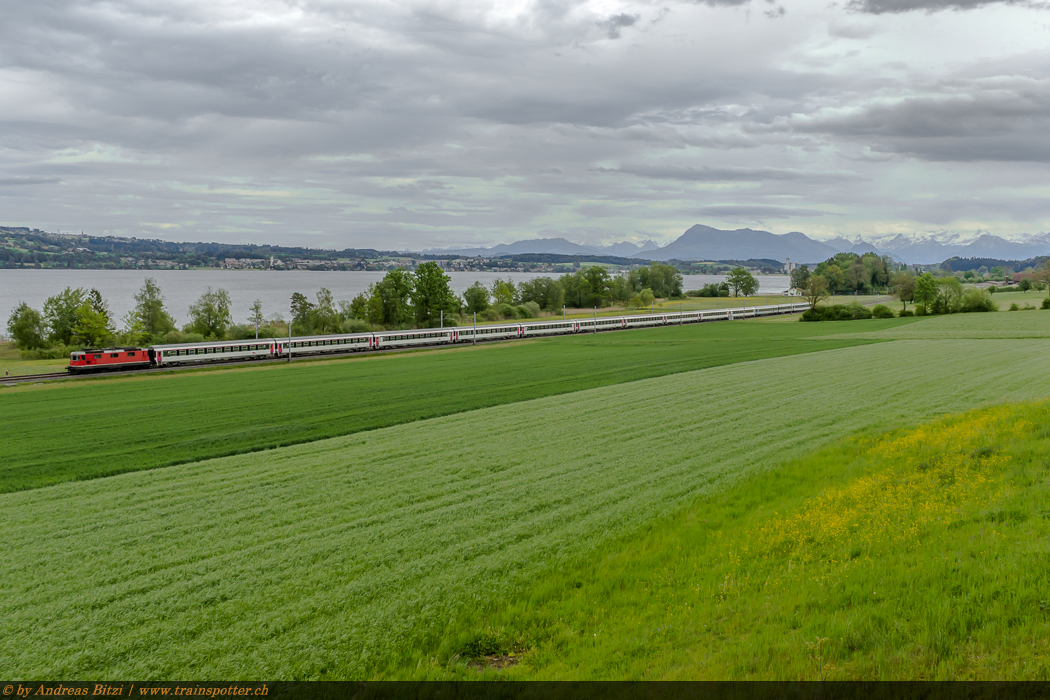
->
<box><xmin>2</xmin><ymin>371</ymin><xmax>70</xmax><ymax>384</ymax></box>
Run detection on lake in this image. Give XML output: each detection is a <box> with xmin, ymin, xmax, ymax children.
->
<box><xmin>0</xmin><ymin>269</ymin><xmax>791</xmax><ymax>328</ymax></box>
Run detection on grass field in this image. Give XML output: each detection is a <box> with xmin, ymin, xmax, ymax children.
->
<box><xmin>0</xmin><ymin>317</ymin><xmax>900</xmax><ymax>493</ymax></box>
<box><xmin>421</xmin><ymin>402</ymin><xmax>1050</xmax><ymax>680</ymax></box>
<box><xmin>3</xmin><ymin>338</ymin><xmax>1050</xmax><ymax>679</ymax></box>
<box><xmin>822</xmin><ymin>308</ymin><xmax>1050</xmax><ymax>340</ymax></box>
<box><xmin>0</xmin><ymin>343</ymin><xmax>68</xmax><ymax>376</ymax></box>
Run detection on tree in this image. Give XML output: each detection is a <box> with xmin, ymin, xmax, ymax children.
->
<box><xmin>366</xmin><ymin>269</ymin><xmax>413</xmax><ymax>328</ymax></box>
<box><xmin>1019</xmin><ymin>278</ymin><xmax>1033</xmax><ymax>292</ymax></box>
<box><xmin>790</xmin><ymin>265</ymin><xmax>811</xmax><ymax>294</ymax></box>
<box><xmin>6</xmin><ymin>302</ymin><xmax>46</xmax><ymax>349</ymax></box>
<box><xmin>132</xmin><ymin>278</ymin><xmax>176</xmax><ymax>341</ymax></box>
<box><xmin>43</xmin><ymin>287</ymin><xmax>87</xmax><ymax>346</ymax></box>
<box><xmin>801</xmin><ymin>275</ymin><xmax>830</xmax><ymax>309</ymax></box>
<box><xmin>72</xmin><ymin>302</ymin><xmax>114</xmax><ymax>348</ymax></box>
<box><xmin>412</xmin><ymin>262</ymin><xmax>456</xmax><ymax>327</ymax></box>
<box><xmin>290</xmin><ymin>292</ymin><xmax>314</xmax><ymax>335</ymax></box>
<box><xmin>583</xmin><ymin>265</ymin><xmax>612</xmax><ymax>306</ymax></box>
<box><xmin>726</xmin><ymin>267</ymin><xmax>759</xmax><ymax>297</ymax></box>
<box><xmin>890</xmin><ymin>270</ymin><xmax>916</xmax><ymax>310</ymax></box>
<box><xmin>491</xmin><ymin>278</ymin><xmax>517</xmax><ymax>307</ymax></box>
<box><xmin>633</xmin><ymin>263</ymin><xmax>682</xmax><ymax>298</ymax></box>
<box><xmin>248</xmin><ymin>299</ymin><xmax>265</xmax><ymax>330</ymax></box>
<box><xmin>187</xmin><ymin>287</ymin><xmax>233</xmax><ymax>339</ymax></box>
<box><xmin>639</xmin><ymin>288</ymin><xmax>655</xmax><ymax>309</ymax></box>
<box><xmin>88</xmin><ymin>289</ymin><xmax>112</xmax><ymax>327</ymax></box>
<box><xmin>463</xmin><ymin>281</ymin><xmax>491</xmax><ymax>314</ymax></box>
<box><xmin>914</xmin><ymin>272</ymin><xmax>938</xmax><ymax>311</ymax></box>
<box><xmin>932</xmin><ymin>277</ymin><xmax>963</xmax><ymax>314</ymax></box>
<box><xmin>311</xmin><ymin>288</ymin><xmax>340</xmax><ymax>334</ymax></box>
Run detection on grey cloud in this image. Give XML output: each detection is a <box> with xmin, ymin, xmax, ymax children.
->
<box><xmin>0</xmin><ymin>176</ymin><xmax>62</xmax><ymax>186</ymax></box>
<box><xmin>597</xmin><ymin>13</ymin><xmax>640</xmax><ymax>39</ymax></box>
<box><xmin>609</xmin><ymin>164</ymin><xmax>859</xmax><ymax>181</ymax></box>
<box><xmin>686</xmin><ymin>204</ymin><xmax>834</xmax><ymax>218</ymax></box>
<box><xmin>848</xmin><ymin>0</ymin><xmax>1045</xmax><ymax>12</ymax></box>
<box><xmin>781</xmin><ymin>78</ymin><xmax>1050</xmax><ymax>162</ymax></box>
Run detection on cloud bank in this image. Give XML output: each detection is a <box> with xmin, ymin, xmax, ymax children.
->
<box><xmin>1</xmin><ymin>0</ymin><xmax>1048</xmax><ymax>248</ymax></box>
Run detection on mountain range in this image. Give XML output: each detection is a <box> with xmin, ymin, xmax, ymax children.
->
<box><xmin>427</xmin><ymin>237</ymin><xmax>662</xmax><ymax>258</ymax></box>
<box><xmin>434</xmin><ymin>226</ymin><xmax>1050</xmax><ymax>265</ymax></box>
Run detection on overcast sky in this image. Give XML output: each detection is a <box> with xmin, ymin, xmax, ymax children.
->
<box><xmin>1</xmin><ymin>0</ymin><xmax>1048</xmax><ymax>250</ymax></box>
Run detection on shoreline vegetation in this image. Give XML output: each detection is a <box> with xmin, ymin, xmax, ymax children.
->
<box><xmin>5</xmin><ymin>262</ymin><xmax>754</xmax><ymax>358</ymax></box>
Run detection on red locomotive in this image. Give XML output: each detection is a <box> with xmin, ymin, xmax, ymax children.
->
<box><xmin>67</xmin><ymin>347</ymin><xmax>152</xmax><ymax>373</ymax></box>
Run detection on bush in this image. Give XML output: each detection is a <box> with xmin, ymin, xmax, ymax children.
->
<box><xmin>159</xmin><ymin>330</ymin><xmax>206</xmax><ymax>344</ymax></box>
<box><xmin>1009</xmin><ymin>303</ymin><xmax>1020</xmax><ymax>311</ymax></box>
<box><xmin>522</xmin><ymin>301</ymin><xmax>541</xmax><ymax>318</ymax></box>
<box><xmin>341</xmin><ymin>319</ymin><xmax>373</xmax><ymax>334</ymax></box>
<box><xmin>899</xmin><ymin>309</ymin><xmax>915</xmax><ymax>317</ymax></box>
<box><xmin>19</xmin><ymin>345</ymin><xmax>76</xmax><ymax>360</ymax></box>
<box><xmin>959</xmin><ymin>288</ymin><xmax>996</xmax><ymax>313</ymax></box>
<box><xmin>871</xmin><ymin>304</ymin><xmax>896</xmax><ymax>319</ymax></box>
<box><xmin>479</xmin><ymin>309</ymin><xmax>502</xmax><ymax>322</ymax></box>
<box><xmin>496</xmin><ymin>303</ymin><xmax>517</xmax><ymax>319</ymax></box>
<box><xmin>1042</xmin><ymin>298</ymin><xmax>1050</xmax><ymax>310</ymax></box>
<box><xmin>800</xmin><ymin>303</ymin><xmax>872</xmax><ymax>322</ymax></box>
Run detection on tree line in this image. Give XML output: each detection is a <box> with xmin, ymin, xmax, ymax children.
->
<box><xmin>5</xmin><ymin>262</ymin><xmax>689</xmax><ymax>355</ymax></box>
<box><xmin>789</xmin><ymin>252</ymin><xmax>1050</xmax><ymax>320</ymax></box>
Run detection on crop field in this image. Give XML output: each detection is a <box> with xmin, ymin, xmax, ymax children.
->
<box><xmin>821</xmin><ymin>308</ymin><xmax>1050</xmax><ymax>340</ymax></box>
<box><xmin>3</xmin><ymin>339</ymin><xmax>1050</xmax><ymax>679</ymax></box>
<box><xmin>438</xmin><ymin>402</ymin><xmax>1050</xmax><ymax>680</ymax></box>
<box><xmin>0</xmin><ymin>317</ymin><xmax>899</xmax><ymax>493</ymax></box>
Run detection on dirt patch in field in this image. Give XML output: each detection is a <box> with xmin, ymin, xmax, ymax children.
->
<box><xmin>469</xmin><ymin>653</ymin><xmax>522</xmax><ymax>671</ymax></box>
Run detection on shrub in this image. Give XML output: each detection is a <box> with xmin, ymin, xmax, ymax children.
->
<box><xmin>959</xmin><ymin>288</ymin><xmax>996</xmax><ymax>313</ymax></box>
<box><xmin>1009</xmin><ymin>303</ymin><xmax>1020</xmax><ymax>311</ymax></box>
<box><xmin>1042</xmin><ymin>298</ymin><xmax>1050</xmax><ymax>310</ymax></box>
<box><xmin>479</xmin><ymin>309</ymin><xmax>502</xmax><ymax>322</ymax></box>
<box><xmin>341</xmin><ymin>319</ymin><xmax>373</xmax><ymax>334</ymax></box>
<box><xmin>871</xmin><ymin>304</ymin><xmax>896</xmax><ymax>319</ymax></box>
<box><xmin>800</xmin><ymin>303</ymin><xmax>872</xmax><ymax>322</ymax></box>
<box><xmin>523</xmin><ymin>301</ymin><xmax>541</xmax><ymax>318</ymax></box>
<box><xmin>496</xmin><ymin>303</ymin><xmax>516</xmax><ymax>319</ymax></box>
<box><xmin>159</xmin><ymin>330</ymin><xmax>206</xmax><ymax>344</ymax></box>
<box><xmin>899</xmin><ymin>309</ymin><xmax>915</xmax><ymax>317</ymax></box>
<box><xmin>19</xmin><ymin>344</ymin><xmax>76</xmax><ymax>360</ymax></box>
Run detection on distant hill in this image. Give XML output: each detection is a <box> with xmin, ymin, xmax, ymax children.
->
<box><xmin>939</xmin><ymin>256</ymin><xmax>1050</xmax><ymax>273</ymax></box>
<box><xmin>638</xmin><ymin>225</ymin><xmax>838</xmax><ymax>264</ymax></box>
<box><xmin>431</xmin><ymin>237</ymin><xmax>661</xmax><ymax>258</ymax></box>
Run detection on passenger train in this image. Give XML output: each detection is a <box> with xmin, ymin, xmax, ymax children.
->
<box><xmin>67</xmin><ymin>302</ymin><xmax>811</xmax><ymax>373</ymax></box>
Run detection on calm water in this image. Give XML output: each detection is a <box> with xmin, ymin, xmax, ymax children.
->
<box><xmin>0</xmin><ymin>269</ymin><xmax>790</xmax><ymax>328</ymax></box>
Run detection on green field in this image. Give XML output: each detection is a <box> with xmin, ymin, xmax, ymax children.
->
<box><xmin>423</xmin><ymin>402</ymin><xmax>1050</xmax><ymax>679</ymax></box>
<box><xmin>0</xmin><ymin>317</ymin><xmax>900</xmax><ymax>493</ymax></box>
<box><xmin>3</xmin><ymin>337</ymin><xmax>1050</xmax><ymax>678</ymax></box>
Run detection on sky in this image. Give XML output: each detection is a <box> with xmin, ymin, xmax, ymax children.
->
<box><xmin>1</xmin><ymin>0</ymin><xmax>1049</xmax><ymax>250</ymax></box>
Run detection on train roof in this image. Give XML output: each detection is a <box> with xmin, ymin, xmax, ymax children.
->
<box><xmin>148</xmin><ymin>333</ymin><xmax>372</xmax><ymax>351</ymax></box>
<box><xmin>73</xmin><ymin>347</ymin><xmax>145</xmax><ymax>354</ymax></box>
